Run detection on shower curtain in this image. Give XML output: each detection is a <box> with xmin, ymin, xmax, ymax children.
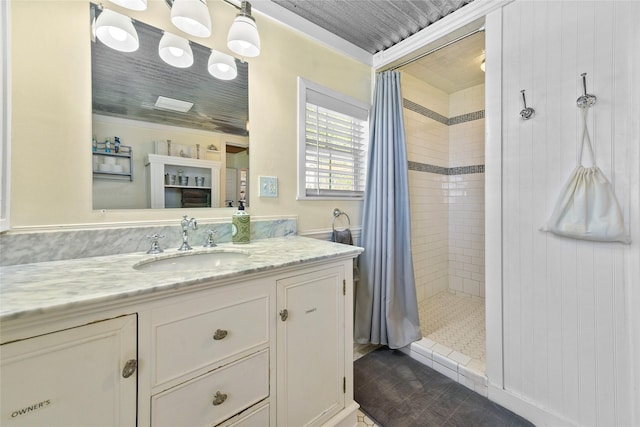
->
<box><xmin>354</xmin><ymin>71</ymin><xmax>422</xmax><ymax>350</ymax></box>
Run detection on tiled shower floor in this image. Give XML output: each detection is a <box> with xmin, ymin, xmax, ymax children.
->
<box><xmin>418</xmin><ymin>291</ymin><xmax>486</xmax><ymax>373</ymax></box>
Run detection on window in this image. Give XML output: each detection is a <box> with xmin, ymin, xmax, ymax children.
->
<box><xmin>297</xmin><ymin>78</ymin><xmax>369</xmax><ymax>200</ymax></box>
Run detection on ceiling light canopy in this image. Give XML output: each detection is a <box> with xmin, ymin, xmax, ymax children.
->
<box><xmin>159</xmin><ymin>32</ymin><xmax>194</xmax><ymax>68</ymax></box>
<box><xmin>208</xmin><ymin>50</ymin><xmax>238</xmax><ymax>80</ymax></box>
<box><xmin>227</xmin><ymin>1</ymin><xmax>260</xmax><ymax>57</ymax></box>
<box><xmin>95</xmin><ymin>9</ymin><xmax>139</xmax><ymax>53</ymax></box>
<box><xmin>171</xmin><ymin>0</ymin><xmax>212</xmax><ymax>38</ymax></box>
<box><xmin>108</xmin><ymin>0</ymin><xmax>147</xmax><ymax>11</ymax></box>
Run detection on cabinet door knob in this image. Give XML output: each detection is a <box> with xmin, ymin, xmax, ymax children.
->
<box><xmin>122</xmin><ymin>359</ymin><xmax>137</xmax><ymax>378</ymax></box>
<box><xmin>279</xmin><ymin>309</ymin><xmax>288</xmax><ymax>321</ymax></box>
<box><xmin>213</xmin><ymin>329</ymin><xmax>228</xmax><ymax>340</ymax></box>
<box><xmin>212</xmin><ymin>391</ymin><xmax>228</xmax><ymax>406</ymax></box>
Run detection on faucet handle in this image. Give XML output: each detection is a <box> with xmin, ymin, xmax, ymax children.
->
<box><xmin>204</xmin><ymin>229</ymin><xmax>217</xmax><ymax>247</ymax></box>
<box><xmin>146</xmin><ymin>233</ymin><xmax>165</xmax><ymax>254</ymax></box>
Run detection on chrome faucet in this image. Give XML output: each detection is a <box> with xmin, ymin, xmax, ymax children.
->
<box><xmin>178</xmin><ymin>215</ymin><xmax>198</xmax><ymax>251</ymax></box>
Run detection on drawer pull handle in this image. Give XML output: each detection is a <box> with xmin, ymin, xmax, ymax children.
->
<box><xmin>213</xmin><ymin>329</ymin><xmax>228</xmax><ymax>340</ymax></box>
<box><xmin>212</xmin><ymin>391</ymin><xmax>228</xmax><ymax>406</ymax></box>
<box><xmin>122</xmin><ymin>359</ymin><xmax>137</xmax><ymax>378</ymax></box>
<box><xmin>279</xmin><ymin>309</ymin><xmax>288</xmax><ymax>321</ymax></box>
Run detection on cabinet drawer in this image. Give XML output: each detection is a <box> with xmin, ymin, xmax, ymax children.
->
<box><xmin>222</xmin><ymin>403</ymin><xmax>269</xmax><ymax>426</ymax></box>
<box><xmin>151</xmin><ymin>349</ymin><xmax>269</xmax><ymax>427</ymax></box>
<box><xmin>153</xmin><ymin>291</ymin><xmax>269</xmax><ymax>386</ymax></box>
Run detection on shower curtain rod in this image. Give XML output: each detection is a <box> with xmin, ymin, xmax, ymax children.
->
<box><xmin>387</xmin><ymin>25</ymin><xmax>485</xmax><ymax>71</ymax></box>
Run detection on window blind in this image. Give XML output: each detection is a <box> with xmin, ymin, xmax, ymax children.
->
<box><xmin>304</xmin><ymin>102</ymin><xmax>368</xmax><ymax>197</ymax></box>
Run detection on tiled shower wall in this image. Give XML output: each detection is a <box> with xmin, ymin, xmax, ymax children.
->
<box><xmin>402</xmin><ymin>73</ymin><xmax>485</xmax><ymax>303</ymax></box>
<box><xmin>403</xmin><ymin>74</ymin><xmax>450</xmax><ymax>303</ymax></box>
<box><xmin>448</xmin><ymin>86</ymin><xmax>486</xmax><ymax>298</ymax></box>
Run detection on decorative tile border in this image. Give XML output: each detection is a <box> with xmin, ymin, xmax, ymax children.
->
<box><xmin>403</xmin><ymin>99</ymin><xmax>449</xmax><ymax>125</ymax></box>
<box><xmin>402</xmin><ymin>98</ymin><xmax>484</xmax><ymax>126</ymax></box>
<box><xmin>408</xmin><ymin>161</ymin><xmax>484</xmax><ymax>176</ymax></box>
<box><xmin>407</xmin><ymin>161</ymin><xmax>449</xmax><ymax>175</ymax></box>
<box><xmin>448</xmin><ymin>110</ymin><xmax>485</xmax><ymax>125</ymax></box>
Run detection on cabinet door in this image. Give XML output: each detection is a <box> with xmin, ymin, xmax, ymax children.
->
<box><xmin>1</xmin><ymin>315</ymin><xmax>137</xmax><ymax>427</ymax></box>
<box><xmin>277</xmin><ymin>266</ymin><xmax>345</xmax><ymax>427</ymax></box>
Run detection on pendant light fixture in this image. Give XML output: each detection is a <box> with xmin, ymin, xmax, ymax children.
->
<box><xmin>95</xmin><ymin>9</ymin><xmax>139</xmax><ymax>53</ymax></box>
<box><xmin>159</xmin><ymin>32</ymin><xmax>194</xmax><ymax>68</ymax></box>
<box><xmin>171</xmin><ymin>0</ymin><xmax>212</xmax><ymax>38</ymax></box>
<box><xmin>208</xmin><ymin>49</ymin><xmax>238</xmax><ymax>80</ymax></box>
<box><xmin>108</xmin><ymin>0</ymin><xmax>147</xmax><ymax>11</ymax></box>
<box><xmin>227</xmin><ymin>1</ymin><xmax>260</xmax><ymax>57</ymax></box>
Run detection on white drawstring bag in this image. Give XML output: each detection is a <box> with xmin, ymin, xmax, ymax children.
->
<box><xmin>541</xmin><ymin>107</ymin><xmax>630</xmax><ymax>243</ymax></box>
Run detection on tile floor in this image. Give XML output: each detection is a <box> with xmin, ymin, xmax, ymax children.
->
<box><xmin>418</xmin><ymin>291</ymin><xmax>486</xmax><ymax>372</ymax></box>
<box><xmin>355</xmin><ymin>291</ymin><xmax>487</xmax><ymax>426</ymax></box>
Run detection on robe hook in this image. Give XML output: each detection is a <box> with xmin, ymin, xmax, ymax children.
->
<box><xmin>576</xmin><ymin>73</ymin><xmax>597</xmax><ymax>108</ymax></box>
<box><xmin>519</xmin><ymin>90</ymin><xmax>535</xmax><ymax>120</ymax></box>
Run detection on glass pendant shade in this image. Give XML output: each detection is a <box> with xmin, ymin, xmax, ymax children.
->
<box><xmin>95</xmin><ymin>9</ymin><xmax>139</xmax><ymax>53</ymax></box>
<box><xmin>208</xmin><ymin>50</ymin><xmax>238</xmax><ymax>80</ymax></box>
<box><xmin>227</xmin><ymin>2</ymin><xmax>260</xmax><ymax>57</ymax></box>
<box><xmin>159</xmin><ymin>32</ymin><xmax>194</xmax><ymax>68</ymax></box>
<box><xmin>171</xmin><ymin>0</ymin><xmax>212</xmax><ymax>38</ymax></box>
<box><xmin>108</xmin><ymin>0</ymin><xmax>147</xmax><ymax>11</ymax></box>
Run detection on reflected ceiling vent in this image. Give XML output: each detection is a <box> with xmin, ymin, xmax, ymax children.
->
<box><xmin>154</xmin><ymin>96</ymin><xmax>194</xmax><ymax>112</ymax></box>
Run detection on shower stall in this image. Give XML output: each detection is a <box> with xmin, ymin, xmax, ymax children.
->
<box><xmin>396</xmin><ymin>31</ymin><xmax>488</xmax><ymax>394</ymax></box>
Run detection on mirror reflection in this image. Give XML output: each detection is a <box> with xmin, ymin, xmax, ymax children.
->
<box><xmin>91</xmin><ymin>4</ymin><xmax>249</xmax><ymax>210</ymax></box>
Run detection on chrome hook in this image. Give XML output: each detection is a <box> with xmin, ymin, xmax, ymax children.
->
<box><xmin>519</xmin><ymin>90</ymin><xmax>535</xmax><ymax>120</ymax></box>
<box><xmin>576</xmin><ymin>73</ymin><xmax>596</xmax><ymax>108</ymax></box>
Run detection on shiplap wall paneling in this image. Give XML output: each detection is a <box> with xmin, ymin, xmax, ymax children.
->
<box><xmin>500</xmin><ymin>1</ymin><xmax>637</xmax><ymax>426</ymax></box>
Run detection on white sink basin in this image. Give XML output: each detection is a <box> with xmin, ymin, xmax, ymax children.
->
<box><xmin>134</xmin><ymin>251</ymin><xmax>250</xmax><ymax>272</ymax></box>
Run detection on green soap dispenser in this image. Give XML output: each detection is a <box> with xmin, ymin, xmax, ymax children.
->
<box><xmin>231</xmin><ymin>201</ymin><xmax>250</xmax><ymax>244</ymax></box>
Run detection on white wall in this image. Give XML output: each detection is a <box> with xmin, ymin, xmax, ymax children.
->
<box><xmin>492</xmin><ymin>1</ymin><xmax>640</xmax><ymax>425</ymax></box>
<box><xmin>448</xmin><ymin>85</ymin><xmax>485</xmax><ymax>298</ymax></box>
<box><xmin>403</xmin><ymin>73</ymin><xmax>450</xmax><ymax>302</ymax></box>
<box><xmin>403</xmin><ymin>72</ymin><xmax>486</xmax><ymax>302</ymax></box>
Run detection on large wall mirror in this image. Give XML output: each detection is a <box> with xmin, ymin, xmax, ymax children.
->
<box><xmin>90</xmin><ymin>4</ymin><xmax>249</xmax><ymax>210</ymax></box>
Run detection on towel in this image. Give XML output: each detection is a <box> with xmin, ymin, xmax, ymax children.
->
<box><xmin>332</xmin><ymin>228</ymin><xmax>353</xmax><ymax>245</ymax></box>
<box><xmin>332</xmin><ymin>228</ymin><xmax>360</xmax><ymax>283</ymax></box>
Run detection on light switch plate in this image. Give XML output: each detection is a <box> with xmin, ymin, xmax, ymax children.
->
<box><xmin>259</xmin><ymin>176</ymin><xmax>278</xmax><ymax>198</ymax></box>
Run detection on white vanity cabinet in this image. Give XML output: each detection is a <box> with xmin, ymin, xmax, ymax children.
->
<box><xmin>0</xmin><ymin>247</ymin><xmax>360</xmax><ymax>427</ymax></box>
<box><xmin>0</xmin><ymin>315</ymin><xmax>137</xmax><ymax>427</ymax></box>
<box><xmin>144</xmin><ymin>279</ymin><xmax>275</xmax><ymax>427</ymax></box>
<box><xmin>277</xmin><ymin>265</ymin><xmax>346</xmax><ymax>427</ymax></box>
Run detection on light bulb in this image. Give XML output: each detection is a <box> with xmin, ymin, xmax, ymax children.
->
<box><xmin>169</xmin><ymin>46</ymin><xmax>184</xmax><ymax>57</ymax></box>
<box><xmin>217</xmin><ymin>63</ymin><xmax>230</xmax><ymax>72</ymax></box>
<box><xmin>159</xmin><ymin>32</ymin><xmax>193</xmax><ymax>68</ymax></box>
<box><xmin>108</xmin><ymin>26</ymin><xmax>128</xmax><ymax>42</ymax></box>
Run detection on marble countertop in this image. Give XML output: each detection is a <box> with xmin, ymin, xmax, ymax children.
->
<box><xmin>0</xmin><ymin>236</ymin><xmax>363</xmax><ymax>322</ymax></box>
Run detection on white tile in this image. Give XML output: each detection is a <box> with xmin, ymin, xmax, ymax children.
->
<box><xmin>432</xmin><ymin>343</ymin><xmax>453</xmax><ymax>357</ymax></box>
<box><xmin>432</xmin><ymin>361</ymin><xmax>458</xmax><ymax>381</ymax></box>
<box><xmin>474</xmin><ymin>383</ymin><xmax>489</xmax><ymax>397</ymax></box>
<box><xmin>449</xmin><ymin>350</ymin><xmax>472</xmax><ymax>366</ymax></box>
<box><xmin>408</xmin><ymin>350</ymin><xmax>433</xmax><ymax>368</ymax></box>
<box><xmin>458</xmin><ymin>364</ymin><xmax>487</xmax><ymax>385</ymax></box>
<box><xmin>432</xmin><ymin>351</ymin><xmax>458</xmax><ymax>371</ymax></box>
<box><xmin>415</xmin><ymin>337</ymin><xmax>436</xmax><ymax>349</ymax></box>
